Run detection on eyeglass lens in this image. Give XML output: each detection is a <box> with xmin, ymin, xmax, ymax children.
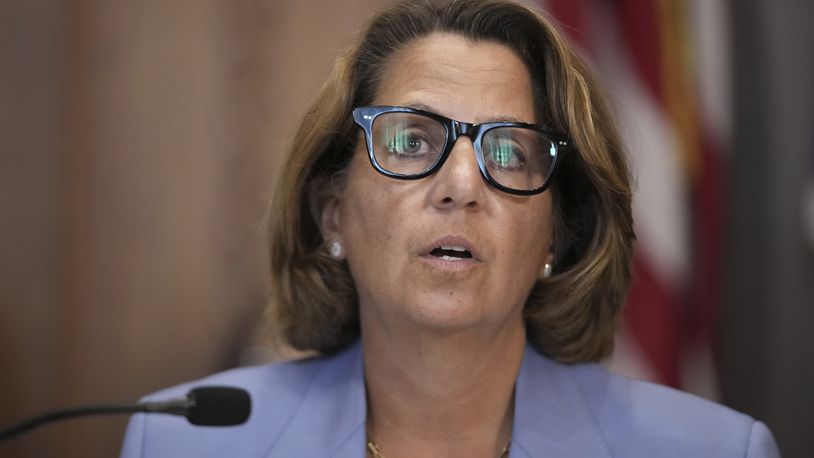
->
<box><xmin>370</xmin><ymin>111</ymin><xmax>556</xmax><ymax>192</ymax></box>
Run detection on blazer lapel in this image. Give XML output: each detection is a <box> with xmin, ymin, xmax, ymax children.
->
<box><xmin>260</xmin><ymin>341</ymin><xmax>612</xmax><ymax>457</ymax></box>
<box><xmin>263</xmin><ymin>341</ymin><xmax>367</xmax><ymax>458</ymax></box>
<box><xmin>511</xmin><ymin>345</ymin><xmax>612</xmax><ymax>458</ymax></box>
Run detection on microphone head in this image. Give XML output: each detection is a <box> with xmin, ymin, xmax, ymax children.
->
<box><xmin>186</xmin><ymin>387</ymin><xmax>251</xmax><ymax>426</ymax></box>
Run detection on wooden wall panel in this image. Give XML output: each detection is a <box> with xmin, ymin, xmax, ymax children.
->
<box><xmin>1</xmin><ymin>1</ymin><xmax>393</xmax><ymax>456</ymax></box>
<box><xmin>0</xmin><ymin>2</ymin><xmax>63</xmax><ymax>456</ymax></box>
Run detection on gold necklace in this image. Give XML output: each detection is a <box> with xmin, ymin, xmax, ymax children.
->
<box><xmin>366</xmin><ymin>440</ymin><xmax>511</xmax><ymax>457</ymax></box>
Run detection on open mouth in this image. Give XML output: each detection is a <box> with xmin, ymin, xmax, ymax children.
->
<box><xmin>430</xmin><ymin>245</ymin><xmax>473</xmax><ymax>261</ymax></box>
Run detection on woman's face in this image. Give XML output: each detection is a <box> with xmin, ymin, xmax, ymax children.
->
<box><xmin>323</xmin><ymin>33</ymin><xmax>554</xmax><ymax>334</ymax></box>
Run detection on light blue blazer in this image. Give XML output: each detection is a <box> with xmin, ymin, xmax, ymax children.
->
<box><xmin>120</xmin><ymin>341</ymin><xmax>780</xmax><ymax>457</ymax></box>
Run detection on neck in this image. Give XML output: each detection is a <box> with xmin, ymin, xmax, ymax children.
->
<box><xmin>361</xmin><ymin>313</ymin><xmax>525</xmax><ymax>458</ymax></box>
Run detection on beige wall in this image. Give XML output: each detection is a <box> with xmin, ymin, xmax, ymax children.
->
<box><xmin>0</xmin><ymin>1</ymin><xmax>393</xmax><ymax>456</ymax></box>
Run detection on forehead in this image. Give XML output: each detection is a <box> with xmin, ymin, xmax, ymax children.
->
<box><xmin>373</xmin><ymin>33</ymin><xmax>537</xmax><ymax>124</ymax></box>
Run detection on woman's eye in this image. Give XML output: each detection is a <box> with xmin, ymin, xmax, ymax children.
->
<box><xmin>387</xmin><ymin>131</ymin><xmax>427</xmax><ymax>155</ymax></box>
<box><xmin>487</xmin><ymin>142</ymin><xmax>525</xmax><ymax>170</ymax></box>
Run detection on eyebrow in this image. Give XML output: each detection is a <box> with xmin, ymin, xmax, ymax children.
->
<box><xmin>403</xmin><ymin>101</ymin><xmax>530</xmax><ymax>124</ymax></box>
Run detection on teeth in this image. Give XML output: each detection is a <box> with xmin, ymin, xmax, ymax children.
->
<box><xmin>440</xmin><ymin>245</ymin><xmax>468</xmax><ymax>252</ymax></box>
<box><xmin>440</xmin><ymin>255</ymin><xmax>461</xmax><ymax>261</ymax></box>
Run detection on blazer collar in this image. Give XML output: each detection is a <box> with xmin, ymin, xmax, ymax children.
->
<box><xmin>510</xmin><ymin>344</ymin><xmax>612</xmax><ymax>458</ymax></box>
<box><xmin>264</xmin><ymin>341</ymin><xmax>611</xmax><ymax>457</ymax></box>
<box><xmin>264</xmin><ymin>341</ymin><xmax>367</xmax><ymax>458</ymax></box>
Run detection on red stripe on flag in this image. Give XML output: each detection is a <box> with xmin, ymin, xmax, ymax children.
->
<box><xmin>627</xmin><ymin>255</ymin><xmax>682</xmax><ymax>386</ymax></box>
<box><xmin>613</xmin><ymin>0</ymin><xmax>664</xmax><ymax>103</ymax></box>
<box><xmin>544</xmin><ymin>0</ymin><xmax>589</xmax><ymax>48</ymax></box>
<box><xmin>686</xmin><ymin>129</ymin><xmax>725</xmax><ymax>350</ymax></box>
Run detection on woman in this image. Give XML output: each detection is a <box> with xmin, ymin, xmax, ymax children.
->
<box><xmin>121</xmin><ymin>1</ymin><xmax>780</xmax><ymax>457</ymax></box>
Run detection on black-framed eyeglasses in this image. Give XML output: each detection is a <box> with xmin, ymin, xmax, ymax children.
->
<box><xmin>352</xmin><ymin>105</ymin><xmax>569</xmax><ymax>195</ymax></box>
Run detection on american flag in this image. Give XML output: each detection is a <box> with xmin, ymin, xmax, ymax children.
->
<box><xmin>537</xmin><ymin>0</ymin><xmax>731</xmax><ymax>398</ymax></box>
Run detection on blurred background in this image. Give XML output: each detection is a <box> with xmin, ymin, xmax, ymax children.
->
<box><xmin>0</xmin><ymin>0</ymin><xmax>811</xmax><ymax>456</ymax></box>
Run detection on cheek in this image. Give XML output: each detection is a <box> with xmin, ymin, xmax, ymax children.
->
<box><xmin>337</xmin><ymin>174</ymin><xmax>413</xmax><ymax>306</ymax></box>
<box><xmin>339</xmin><ymin>161</ymin><xmax>399</xmax><ymax>258</ymax></box>
<box><xmin>500</xmin><ymin>199</ymin><xmax>554</xmax><ymax>267</ymax></box>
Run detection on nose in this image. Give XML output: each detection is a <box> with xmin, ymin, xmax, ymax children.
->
<box><xmin>427</xmin><ymin>137</ymin><xmax>485</xmax><ymax>211</ymax></box>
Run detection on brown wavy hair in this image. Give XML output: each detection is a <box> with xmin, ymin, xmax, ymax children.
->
<box><xmin>267</xmin><ymin>0</ymin><xmax>634</xmax><ymax>362</ymax></box>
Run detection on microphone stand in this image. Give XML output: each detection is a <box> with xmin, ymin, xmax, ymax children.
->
<box><xmin>0</xmin><ymin>399</ymin><xmax>190</xmax><ymax>441</ymax></box>
<box><xmin>0</xmin><ymin>386</ymin><xmax>249</xmax><ymax>442</ymax></box>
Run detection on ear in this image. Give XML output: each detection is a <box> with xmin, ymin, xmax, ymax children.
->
<box><xmin>319</xmin><ymin>195</ymin><xmax>342</xmax><ymax>239</ymax></box>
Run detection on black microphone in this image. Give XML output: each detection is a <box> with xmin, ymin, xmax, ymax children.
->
<box><xmin>0</xmin><ymin>386</ymin><xmax>251</xmax><ymax>441</ymax></box>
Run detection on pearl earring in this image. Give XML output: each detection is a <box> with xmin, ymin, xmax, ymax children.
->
<box><xmin>543</xmin><ymin>263</ymin><xmax>552</xmax><ymax>278</ymax></box>
<box><xmin>329</xmin><ymin>240</ymin><xmax>344</xmax><ymax>259</ymax></box>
